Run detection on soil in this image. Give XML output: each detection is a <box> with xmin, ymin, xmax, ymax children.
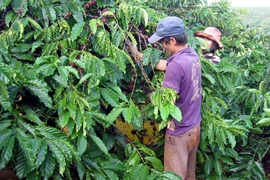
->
<box><xmin>0</xmin><ymin>169</ymin><xmax>19</xmax><ymax>180</ymax></box>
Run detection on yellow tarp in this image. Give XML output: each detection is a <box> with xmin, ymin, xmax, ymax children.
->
<box><xmin>115</xmin><ymin>119</ymin><xmax>163</xmax><ymax>145</ymax></box>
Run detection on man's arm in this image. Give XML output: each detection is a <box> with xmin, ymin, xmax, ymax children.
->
<box><xmin>126</xmin><ymin>40</ymin><xmax>167</xmax><ymax>71</ymax></box>
<box><xmin>154</xmin><ymin>59</ymin><xmax>167</xmax><ymax>71</ymax></box>
<box><xmin>135</xmin><ymin>52</ymin><xmax>167</xmax><ymax>71</ymax></box>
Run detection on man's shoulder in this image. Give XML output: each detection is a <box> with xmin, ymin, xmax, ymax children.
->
<box><xmin>174</xmin><ymin>51</ymin><xmax>200</xmax><ymax>63</ymax></box>
<box><xmin>177</xmin><ymin>47</ymin><xmax>199</xmax><ymax>58</ymax></box>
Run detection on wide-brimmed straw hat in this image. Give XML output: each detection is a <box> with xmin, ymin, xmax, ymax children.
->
<box><xmin>194</xmin><ymin>27</ymin><xmax>223</xmax><ymax>49</ymax></box>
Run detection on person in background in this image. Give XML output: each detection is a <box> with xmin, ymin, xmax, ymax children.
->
<box><xmin>194</xmin><ymin>27</ymin><xmax>224</xmax><ymax>64</ymax></box>
<box><xmin>127</xmin><ymin>16</ymin><xmax>202</xmax><ymax>180</ymax></box>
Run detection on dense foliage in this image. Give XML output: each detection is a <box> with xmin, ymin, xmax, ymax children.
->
<box><xmin>0</xmin><ymin>0</ymin><xmax>269</xmax><ymax>179</ymax></box>
<box><xmin>237</xmin><ymin>7</ymin><xmax>270</xmax><ymax>35</ymax></box>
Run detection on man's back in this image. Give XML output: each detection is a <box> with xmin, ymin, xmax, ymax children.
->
<box><xmin>162</xmin><ymin>46</ymin><xmax>202</xmax><ymax>136</ymax></box>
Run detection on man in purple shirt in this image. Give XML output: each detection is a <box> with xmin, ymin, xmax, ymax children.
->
<box><xmin>127</xmin><ymin>16</ymin><xmax>202</xmax><ymax>179</ymax></box>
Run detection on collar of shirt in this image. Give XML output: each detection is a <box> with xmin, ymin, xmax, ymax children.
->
<box><xmin>167</xmin><ymin>46</ymin><xmax>191</xmax><ymax>63</ymax></box>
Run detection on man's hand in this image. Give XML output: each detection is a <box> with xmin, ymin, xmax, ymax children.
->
<box><xmin>167</xmin><ymin>120</ymin><xmax>175</xmax><ymax>131</ymax></box>
<box><xmin>125</xmin><ymin>40</ymin><xmax>139</xmax><ymax>59</ymax></box>
<box><xmin>125</xmin><ymin>39</ymin><xmax>144</xmax><ymax>62</ymax></box>
<box><xmin>125</xmin><ymin>39</ymin><xmax>167</xmax><ymax>70</ymax></box>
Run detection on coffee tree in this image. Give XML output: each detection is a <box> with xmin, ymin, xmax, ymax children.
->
<box><xmin>0</xmin><ymin>0</ymin><xmax>269</xmax><ymax>179</ymax></box>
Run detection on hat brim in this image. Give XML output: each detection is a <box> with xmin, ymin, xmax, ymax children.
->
<box><xmin>194</xmin><ymin>31</ymin><xmax>223</xmax><ymax>49</ymax></box>
<box><xmin>148</xmin><ymin>33</ymin><xmax>163</xmax><ymax>43</ymax></box>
